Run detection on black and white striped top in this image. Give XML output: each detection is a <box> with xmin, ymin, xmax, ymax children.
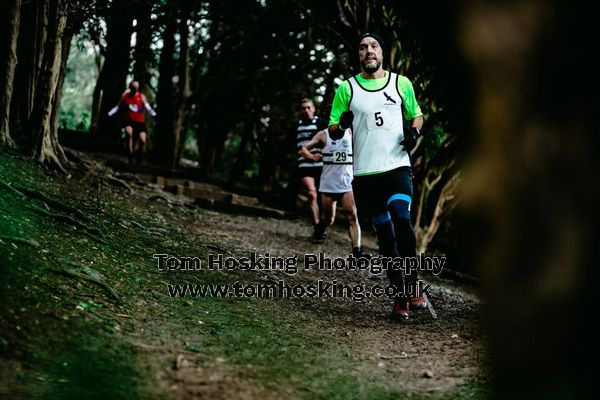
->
<box><xmin>296</xmin><ymin>116</ymin><xmax>328</xmax><ymax>168</ymax></box>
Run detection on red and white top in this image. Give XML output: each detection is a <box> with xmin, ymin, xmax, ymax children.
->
<box><xmin>120</xmin><ymin>91</ymin><xmax>145</xmax><ymax>122</ymax></box>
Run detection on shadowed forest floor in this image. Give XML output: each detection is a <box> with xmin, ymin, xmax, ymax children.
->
<box><xmin>0</xmin><ymin>149</ymin><xmax>491</xmax><ymax>399</ymax></box>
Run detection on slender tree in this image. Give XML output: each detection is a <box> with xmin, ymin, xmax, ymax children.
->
<box><xmin>0</xmin><ymin>0</ymin><xmax>22</xmax><ymax>146</ymax></box>
<box><xmin>132</xmin><ymin>0</ymin><xmax>154</xmax><ymax>96</ymax></box>
<box><xmin>172</xmin><ymin>1</ymin><xmax>193</xmax><ymax>167</ymax></box>
<box><xmin>154</xmin><ymin>6</ymin><xmax>177</xmax><ymax>166</ymax></box>
<box><xmin>92</xmin><ymin>0</ymin><xmax>135</xmax><ymax>144</ymax></box>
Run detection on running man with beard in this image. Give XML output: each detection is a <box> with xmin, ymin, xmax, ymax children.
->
<box><xmin>328</xmin><ymin>33</ymin><xmax>426</xmax><ymax>320</ymax></box>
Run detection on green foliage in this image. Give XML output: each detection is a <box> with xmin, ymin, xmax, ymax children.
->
<box><xmin>180</xmin><ymin>129</ymin><xmax>199</xmax><ymax>160</ymax></box>
<box><xmin>59</xmin><ymin>40</ymin><xmax>99</xmax><ymax>131</ymax></box>
<box><xmin>220</xmin><ymin>133</ymin><xmax>242</xmax><ymax>173</ymax></box>
<box><xmin>423</xmin><ymin>121</ymin><xmax>448</xmax><ymax>162</ymax></box>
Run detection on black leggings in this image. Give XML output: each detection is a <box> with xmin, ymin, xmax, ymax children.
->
<box><xmin>353</xmin><ymin>167</ymin><xmax>418</xmax><ymax>289</ymax></box>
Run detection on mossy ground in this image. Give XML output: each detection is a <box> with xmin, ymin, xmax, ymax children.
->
<box><xmin>0</xmin><ymin>149</ymin><xmax>490</xmax><ymax>399</ymax></box>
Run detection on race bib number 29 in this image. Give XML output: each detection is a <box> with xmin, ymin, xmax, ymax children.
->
<box><xmin>333</xmin><ymin>151</ymin><xmax>348</xmax><ymax>163</ymax></box>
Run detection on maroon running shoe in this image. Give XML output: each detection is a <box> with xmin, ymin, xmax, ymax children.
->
<box><xmin>409</xmin><ymin>292</ymin><xmax>428</xmax><ymax>310</ymax></box>
<box><xmin>392</xmin><ymin>297</ymin><xmax>411</xmax><ymax>320</ymax></box>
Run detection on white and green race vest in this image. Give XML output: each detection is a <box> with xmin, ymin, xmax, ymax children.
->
<box><xmin>348</xmin><ymin>72</ymin><xmax>410</xmax><ymax>175</ymax></box>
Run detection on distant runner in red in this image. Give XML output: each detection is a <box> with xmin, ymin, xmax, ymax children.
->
<box><xmin>107</xmin><ymin>81</ymin><xmax>156</xmax><ymax>164</ymax></box>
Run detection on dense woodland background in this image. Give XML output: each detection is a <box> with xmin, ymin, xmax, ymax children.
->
<box><xmin>0</xmin><ymin>0</ymin><xmax>467</xmax><ymax>259</ymax></box>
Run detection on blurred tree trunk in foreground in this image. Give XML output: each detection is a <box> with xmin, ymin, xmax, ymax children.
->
<box><xmin>459</xmin><ymin>1</ymin><xmax>596</xmax><ymax>397</ymax></box>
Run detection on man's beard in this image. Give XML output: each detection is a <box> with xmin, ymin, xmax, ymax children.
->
<box><xmin>362</xmin><ymin>59</ymin><xmax>381</xmax><ymax>74</ymax></box>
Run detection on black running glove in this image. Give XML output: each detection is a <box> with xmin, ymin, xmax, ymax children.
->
<box><xmin>400</xmin><ymin>127</ymin><xmax>419</xmax><ymax>152</ymax></box>
<box><xmin>339</xmin><ymin>110</ymin><xmax>354</xmax><ymax>130</ymax></box>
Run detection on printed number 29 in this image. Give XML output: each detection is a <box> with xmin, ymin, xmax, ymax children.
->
<box><xmin>374</xmin><ymin>112</ymin><xmax>384</xmax><ymax>127</ymax></box>
<box><xmin>335</xmin><ymin>152</ymin><xmax>347</xmax><ymax>162</ymax></box>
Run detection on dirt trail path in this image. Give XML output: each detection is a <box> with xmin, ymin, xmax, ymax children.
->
<box><xmin>0</xmin><ymin>151</ymin><xmax>490</xmax><ymax>399</ymax></box>
<box><xmin>155</xmin><ymin>209</ymin><xmax>489</xmax><ymax>398</ymax></box>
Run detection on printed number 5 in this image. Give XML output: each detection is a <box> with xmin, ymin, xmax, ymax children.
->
<box><xmin>374</xmin><ymin>112</ymin><xmax>384</xmax><ymax>127</ymax></box>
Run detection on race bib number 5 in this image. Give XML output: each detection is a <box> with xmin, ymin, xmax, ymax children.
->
<box><xmin>367</xmin><ymin>110</ymin><xmax>390</xmax><ymax>131</ymax></box>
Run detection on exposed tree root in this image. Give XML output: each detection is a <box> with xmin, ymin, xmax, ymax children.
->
<box><xmin>105</xmin><ymin>175</ymin><xmax>134</xmax><ymax>194</ymax></box>
<box><xmin>36</xmin><ymin>150</ymin><xmax>68</xmax><ymax>174</ymax></box>
<box><xmin>62</xmin><ymin>147</ymin><xmax>85</xmax><ymax>164</ymax></box>
<box><xmin>122</xmin><ymin>219</ymin><xmax>146</xmax><ymax>229</ymax></box>
<box><xmin>49</xmin><ymin>267</ymin><xmax>121</xmax><ymax>303</ymax></box>
<box><xmin>0</xmin><ymin>235</ymin><xmax>40</xmax><ymax>247</ymax></box>
<box><xmin>113</xmin><ymin>172</ymin><xmax>147</xmax><ymax>186</ymax></box>
<box><xmin>0</xmin><ymin>178</ymin><xmax>104</xmax><ymax>242</ymax></box>
<box><xmin>10</xmin><ymin>182</ymin><xmax>88</xmax><ymax>220</ymax></box>
<box><xmin>33</xmin><ymin>207</ymin><xmax>105</xmax><ymax>242</ymax></box>
<box><xmin>0</xmin><ymin>180</ymin><xmax>26</xmax><ymax>199</ymax></box>
<box><xmin>0</xmin><ymin>136</ymin><xmax>16</xmax><ymax>148</ymax></box>
<box><xmin>148</xmin><ymin>194</ymin><xmax>181</xmax><ymax>206</ymax></box>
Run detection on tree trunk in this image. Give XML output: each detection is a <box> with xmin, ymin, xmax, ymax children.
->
<box><xmin>198</xmin><ymin>123</ymin><xmax>228</xmax><ymax>178</ymax></box>
<box><xmin>89</xmin><ymin>58</ymin><xmax>103</xmax><ymax>134</ymax></box>
<box><xmin>154</xmin><ymin>11</ymin><xmax>177</xmax><ymax>166</ymax></box>
<box><xmin>94</xmin><ymin>0</ymin><xmax>135</xmax><ymax>147</ymax></box>
<box><xmin>229</xmin><ymin>120</ymin><xmax>254</xmax><ymax>185</ymax></box>
<box><xmin>50</xmin><ymin>27</ymin><xmax>75</xmax><ymax>153</ymax></box>
<box><xmin>10</xmin><ymin>0</ymin><xmax>47</xmax><ymax>144</ymax></box>
<box><xmin>172</xmin><ymin>3</ymin><xmax>192</xmax><ymax>168</ymax></box>
<box><xmin>0</xmin><ymin>0</ymin><xmax>22</xmax><ymax>146</ymax></box>
<box><xmin>458</xmin><ymin>1</ymin><xmax>597</xmax><ymax>396</ymax></box>
<box><xmin>132</xmin><ymin>0</ymin><xmax>154</xmax><ymax>95</ymax></box>
<box><xmin>257</xmin><ymin>127</ymin><xmax>276</xmax><ymax>190</ymax></box>
<box><xmin>31</xmin><ymin>0</ymin><xmax>71</xmax><ymax>171</ymax></box>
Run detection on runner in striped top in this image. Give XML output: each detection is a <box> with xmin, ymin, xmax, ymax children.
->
<box><xmin>294</xmin><ymin>98</ymin><xmax>328</xmax><ymax>240</ymax></box>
